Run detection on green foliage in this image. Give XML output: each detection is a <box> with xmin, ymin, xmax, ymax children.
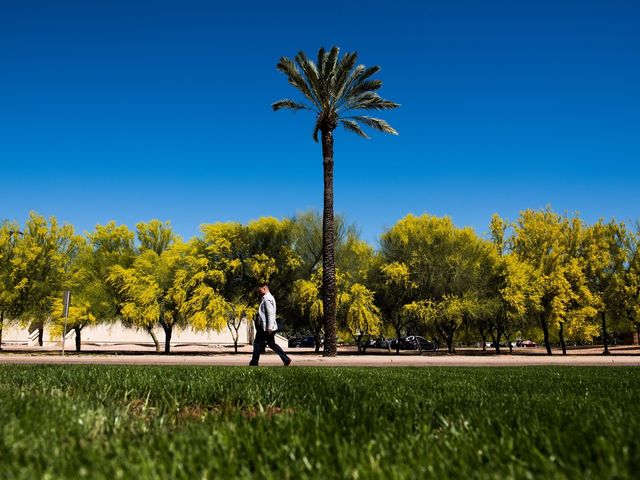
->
<box><xmin>106</xmin><ymin>236</ymin><xmax>219</xmax><ymax>352</ymax></box>
<box><xmin>2</xmin><ymin>208</ymin><xmax>639</xmax><ymax>352</ymax></box>
<box><xmin>1</xmin><ymin>365</ymin><xmax>639</xmax><ymax>479</ymax></box>
<box><xmin>8</xmin><ymin>213</ymin><xmax>81</xmax><ymax>334</ymax></box>
<box><xmin>273</xmin><ymin>46</ymin><xmax>399</xmax><ymax>141</ymax></box>
<box><xmin>512</xmin><ymin>209</ymin><xmax>600</xmax><ymax>352</ymax></box>
<box><xmin>274</xmin><ymin>47</ymin><xmax>399</xmax><ymax>356</ymax></box>
<box><xmin>376</xmin><ymin>214</ymin><xmax>496</xmax><ymax>351</ymax></box>
<box><xmin>50</xmin><ymin>222</ymin><xmax>136</xmax><ymax>345</ymax></box>
<box><xmin>0</xmin><ymin>221</ymin><xmax>27</xmax><ymax>321</ymax></box>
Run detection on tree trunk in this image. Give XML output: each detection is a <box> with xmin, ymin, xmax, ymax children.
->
<box><xmin>0</xmin><ymin>311</ymin><xmax>4</xmax><ymax>351</ymax></box>
<box><xmin>228</xmin><ymin>323</ymin><xmax>240</xmax><ymax>353</ymax></box>
<box><xmin>447</xmin><ymin>335</ymin><xmax>455</xmax><ymax>353</ymax></box>
<box><xmin>436</xmin><ymin>324</ymin><xmax>455</xmax><ymax>353</ymax></box>
<box><xmin>74</xmin><ymin>326</ymin><xmax>82</xmax><ymax>352</ymax></box>
<box><xmin>636</xmin><ymin>325</ymin><xmax>640</xmax><ymax>346</ymax></box>
<box><xmin>490</xmin><ymin>332</ymin><xmax>501</xmax><ymax>354</ymax></box>
<box><xmin>505</xmin><ymin>332</ymin><xmax>513</xmax><ymax>354</ymax></box>
<box><xmin>146</xmin><ymin>325</ymin><xmax>161</xmax><ymax>352</ymax></box>
<box><xmin>161</xmin><ymin>321</ymin><xmax>173</xmax><ymax>354</ymax></box>
<box><xmin>38</xmin><ymin>327</ymin><xmax>44</xmax><ymax>347</ymax></box>
<box><xmin>478</xmin><ymin>327</ymin><xmax>487</xmax><ymax>351</ymax></box>
<box><xmin>559</xmin><ymin>322</ymin><xmax>566</xmax><ymax>355</ymax></box>
<box><xmin>601</xmin><ymin>312</ymin><xmax>610</xmax><ymax>355</ymax></box>
<box><xmin>314</xmin><ymin>326</ymin><xmax>323</xmax><ymax>353</ymax></box>
<box><xmin>541</xmin><ymin>318</ymin><xmax>552</xmax><ymax>355</ymax></box>
<box><xmin>321</xmin><ymin>129</ymin><xmax>337</xmax><ymax>357</ymax></box>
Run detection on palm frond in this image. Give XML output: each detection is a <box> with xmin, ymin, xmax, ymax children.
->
<box><xmin>322</xmin><ymin>46</ymin><xmax>339</xmax><ymax>83</ymax></box>
<box><xmin>272</xmin><ymin>99</ymin><xmax>313</xmax><ymax>112</ymax></box>
<box><xmin>335</xmin><ymin>66</ymin><xmax>384</xmax><ymax>111</ymax></box>
<box><xmin>295</xmin><ymin>51</ymin><xmax>323</xmax><ymax>106</ymax></box>
<box><xmin>349</xmin><ymin>115</ymin><xmax>398</xmax><ymax>135</ymax></box>
<box><xmin>316</xmin><ymin>47</ymin><xmax>327</xmax><ymax>81</ymax></box>
<box><xmin>340</xmin><ymin>119</ymin><xmax>369</xmax><ymax>139</ymax></box>
<box><xmin>360</xmin><ymin>65</ymin><xmax>381</xmax><ymax>81</ymax></box>
<box><xmin>331</xmin><ymin>51</ymin><xmax>358</xmax><ymax>102</ymax></box>
<box><xmin>276</xmin><ymin>57</ymin><xmax>319</xmax><ymax>107</ymax></box>
<box><xmin>321</xmin><ymin>46</ymin><xmax>340</xmax><ymax>106</ymax></box>
<box><xmin>351</xmin><ymin>79</ymin><xmax>383</xmax><ymax>95</ymax></box>
<box><xmin>343</xmin><ymin>92</ymin><xmax>400</xmax><ymax>112</ymax></box>
<box><xmin>333</xmin><ymin>64</ymin><xmax>365</xmax><ymax>110</ymax></box>
<box><xmin>274</xmin><ymin>48</ymin><xmax>399</xmax><ymax>138</ymax></box>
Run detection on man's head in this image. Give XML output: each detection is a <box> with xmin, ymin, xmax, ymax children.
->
<box><xmin>257</xmin><ymin>283</ymin><xmax>269</xmax><ymax>297</ymax></box>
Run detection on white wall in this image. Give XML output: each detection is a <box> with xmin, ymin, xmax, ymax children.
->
<box><xmin>1</xmin><ymin>319</ymin><xmax>289</xmax><ymax>349</ymax></box>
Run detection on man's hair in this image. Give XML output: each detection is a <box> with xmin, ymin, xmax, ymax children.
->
<box><xmin>258</xmin><ymin>282</ymin><xmax>269</xmax><ymax>288</ymax></box>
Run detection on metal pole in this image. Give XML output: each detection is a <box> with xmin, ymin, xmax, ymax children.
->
<box><xmin>62</xmin><ymin>290</ymin><xmax>70</xmax><ymax>355</ymax></box>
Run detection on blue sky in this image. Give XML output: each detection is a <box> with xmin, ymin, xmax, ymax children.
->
<box><xmin>1</xmin><ymin>0</ymin><xmax>639</xmax><ymax>245</ymax></box>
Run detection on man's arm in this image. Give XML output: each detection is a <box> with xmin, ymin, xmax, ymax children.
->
<box><xmin>265</xmin><ymin>297</ymin><xmax>277</xmax><ymax>333</ymax></box>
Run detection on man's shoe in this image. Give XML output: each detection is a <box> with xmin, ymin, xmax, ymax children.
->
<box><xmin>283</xmin><ymin>358</ymin><xmax>292</xmax><ymax>367</ymax></box>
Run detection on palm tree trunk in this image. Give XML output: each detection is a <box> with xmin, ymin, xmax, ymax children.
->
<box><xmin>0</xmin><ymin>311</ymin><xmax>4</xmax><ymax>351</ymax></box>
<box><xmin>321</xmin><ymin>129</ymin><xmax>337</xmax><ymax>357</ymax></box>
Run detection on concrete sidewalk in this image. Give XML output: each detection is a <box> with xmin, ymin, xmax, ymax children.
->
<box><xmin>1</xmin><ymin>348</ymin><xmax>639</xmax><ymax>367</ymax></box>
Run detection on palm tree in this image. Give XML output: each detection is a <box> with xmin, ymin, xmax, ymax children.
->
<box><xmin>273</xmin><ymin>46</ymin><xmax>399</xmax><ymax>356</ymax></box>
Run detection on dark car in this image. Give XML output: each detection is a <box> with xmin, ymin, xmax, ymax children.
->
<box><xmin>369</xmin><ymin>338</ymin><xmax>393</xmax><ymax>349</ymax></box>
<box><xmin>392</xmin><ymin>336</ymin><xmax>438</xmax><ymax>351</ymax></box>
<box><xmin>288</xmin><ymin>336</ymin><xmax>321</xmax><ymax>348</ymax></box>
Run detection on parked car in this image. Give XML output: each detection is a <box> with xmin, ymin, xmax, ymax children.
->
<box><xmin>517</xmin><ymin>340</ymin><xmax>537</xmax><ymax>348</ymax></box>
<box><xmin>288</xmin><ymin>336</ymin><xmax>322</xmax><ymax>348</ymax></box>
<box><xmin>391</xmin><ymin>336</ymin><xmax>438</xmax><ymax>351</ymax></box>
<box><xmin>370</xmin><ymin>338</ymin><xmax>393</xmax><ymax>349</ymax></box>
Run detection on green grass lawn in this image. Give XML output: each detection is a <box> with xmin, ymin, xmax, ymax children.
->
<box><xmin>0</xmin><ymin>365</ymin><xmax>638</xmax><ymax>479</ymax></box>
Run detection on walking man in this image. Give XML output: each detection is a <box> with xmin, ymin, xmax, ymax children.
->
<box><xmin>249</xmin><ymin>283</ymin><xmax>291</xmax><ymax>366</ymax></box>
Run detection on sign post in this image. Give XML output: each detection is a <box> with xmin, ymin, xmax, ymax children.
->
<box><xmin>62</xmin><ymin>290</ymin><xmax>71</xmax><ymax>355</ymax></box>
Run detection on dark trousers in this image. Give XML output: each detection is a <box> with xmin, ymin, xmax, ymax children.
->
<box><xmin>250</xmin><ymin>327</ymin><xmax>290</xmax><ymax>365</ymax></box>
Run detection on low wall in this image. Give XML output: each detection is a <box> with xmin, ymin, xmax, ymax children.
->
<box><xmin>1</xmin><ymin>320</ymin><xmax>288</xmax><ymax>350</ymax></box>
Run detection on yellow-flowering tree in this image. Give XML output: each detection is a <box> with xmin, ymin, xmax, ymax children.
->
<box><xmin>623</xmin><ymin>227</ymin><xmax>640</xmax><ymax>344</ymax></box>
<box><xmin>49</xmin><ymin>222</ymin><xmax>135</xmax><ymax>351</ymax></box>
<box><xmin>341</xmin><ymin>283</ymin><xmax>381</xmax><ymax>352</ymax></box>
<box><xmin>50</xmin><ymin>296</ymin><xmax>96</xmax><ymax>351</ymax></box>
<box><xmin>198</xmin><ymin>217</ymin><xmax>300</xmax><ymax>342</ymax></box>
<box><xmin>293</xmin><ymin>268</ymin><xmax>381</xmax><ymax>353</ymax></box>
<box><xmin>581</xmin><ymin>220</ymin><xmax>630</xmax><ymax>354</ymax></box>
<box><xmin>484</xmin><ymin>215</ymin><xmax>542</xmax><ymax>353</ymax></box>
<box><xmin>107</xmin><ymin>221</ymin><xmax>222</xmax><ymax>354</ymax></box>
<box><xmin>512</xmin><ymin>209</ymin><xmax>599</xmax><ymax>354</ymax></box>
<box><xmin>369</xmin><ymin>260</ymin><xmax>418</xmax><ymax>352</ymax></box>
<box><xmin>291</xmin><ymin>272</ymin><xmax>325</xmax><ymax>352</ymax></box>
<box><xmin>0</xmin><ymin>221</ymin><xmax>29</xmax><ymax>349</ymax></box>
<box><xmin>376</xmin><ymin>214</ymin><xmax>496</xmax><ymax>353</ymax></box>
<box><xmin>11</xmin><ymin>213</ymin><xmax>80</xmax><ymax>346</ymax></box>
